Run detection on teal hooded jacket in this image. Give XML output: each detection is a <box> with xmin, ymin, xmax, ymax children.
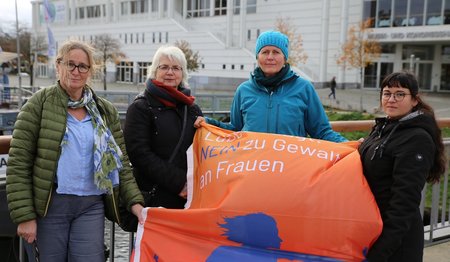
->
<box><xmin>207</xmin><ymin>69</ymin><xmax>347</xmax><ymax>142</ymax></box>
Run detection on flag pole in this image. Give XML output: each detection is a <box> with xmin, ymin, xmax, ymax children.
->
<box><xmin>15</xmin><ymin>0</ymin><xmax>23</xmax><ymax>108</ymax></box>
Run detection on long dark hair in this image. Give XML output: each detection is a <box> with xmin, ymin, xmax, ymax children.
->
<box><xmin>380</xmin><ymin>71</ymin><xmax>446</xmax><ymax>183</ymax></box>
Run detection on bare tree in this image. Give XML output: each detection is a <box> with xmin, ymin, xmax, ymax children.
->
<box><xmin>275</xmin><ymin>17</ymin><xmax>308</xmax><ymax>66</ymax></box>
<box><xmin>337</xmin><ymin>19</ymin><xmax>381</xmax><ymax>87</ymax></box>
<box><xmin>174</xmin><ymin>40</ymin><xmax>202</xmax><ymax>73</ymax></box>
<box><xmin>91</xmin><ymin>34</ymin><xmax>125</xmax><ymax>90</ymax></box>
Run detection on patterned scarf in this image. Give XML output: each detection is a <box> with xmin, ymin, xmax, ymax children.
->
<box><xmin>62</xmin><ymin>88</ymin><xmax>122</xmax><ymax>194</ymax></box>
<box><xmin>146</xmin><ymin>79</ymin><xmax>195</xmax><ymax>107</ymax></box>
<box><xmin>253</xmin><ymin>63</ymin><xmax>292</xmax><ymax>91</ymax></box>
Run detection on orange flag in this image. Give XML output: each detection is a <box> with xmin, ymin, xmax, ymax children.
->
<box><xmin>132</xmin><ymin>123</ymin><xmax>382</xmax><ymax>261</ymax></box>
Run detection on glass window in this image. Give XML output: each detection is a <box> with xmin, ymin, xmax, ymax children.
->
<box><xmin>187</xmin><ymin>0</ymin><xmax>210</xmax><ymax>17</ymax></box>
<box><xmin>363</xmin><ymin>0</ymin><xmax>377</xmax><ymax>28</ymax></box>
<box><xmin>86</xmin><ymin>5</ymin><xmax>101</xmax><ymax>18</ymax></box>
<box><xmin>426</xmin><ymin>0</ymin><xmax>443</xmax><ymax>25</ymax></box>
<box><xmin>138</xmin><ymin>62</ymin><xmax>150</xmax><ymax>83</ymax></box>
<box><xmin>440</xmin><ymin>64</ymin><xmax>450</xmax><ymax>90</ymax></box>
<box><xmin>215</xmin><ymin>0</ymin><xmax>227</xmax><ymax>16</ymax></box>
<box><xmin>402</xmin><ymin>45</ymin><xmax>434</xmax><ymax>60</ymax></box>
<box><xmin>151</xmin><ymin>0</ymin><xmax>158</xmax><ymax>12</ymax></box>
<box><xmin>381</xmin><ymin>43</ymin><xmax>396</xmax><ymax>53</ymax></box>
<box><xmin>78</xmin><ymin>7</ymin><xmax>85</xmax><ymax>19</ymax></box>
<box><xmin>380</xmin><ymin>62</ymin><xmax>394</xmax><ymax>87</ymax></box>
<box><xmin>130</xmin><ymin>0</ymin><xmax>148</xmax><ymax>14</ymax></box>
<box><xmin>409</xmin><ymin>0</ymin><xmax>424</xmax><ymax>26</ymax></box>
<box><xmin>234</xmin><ymin>0</ymin><xmax>240</xmax><ymax>15</ymax></box>
<box><xmin>117</xmin><ymin>61</ymin><xmax>134</xmax><ymax>83</ymax></box>
<box><xmin>444</xmin><ymin>0</ymin><xmax>450</xmax><ymax>24</ymax></box>
<box><xmin>377</xmin><ymin>0</ymin><xmax>392</xmax><ymax>27</ymax></box>
<box><xmin>417</xmin><ymin>63</ymin><xmax>432</xmax><ymax>90</ymax></box>
<box><xmin>121</xmin><ymin>2</ymin><xmax>128</xmax><ymax>15</ymax></box>
<box><xmin>393</xmin><ymin>0</ymin><xmax>407</xmax><ymax>27</ymax></box>
<box><xmin>442</xmin><ymin>45</ymin><xmax>450</xmax><ymax>55</ymax></box>
<box><xmin>247</xmin><ymin>0</ymin><xmax>257</xmax><ymax>14</ymax></box>
<box><xmin>364</xmin><ymin>63</ymin><xmax>378</xmax><ymax>88</ymax></box>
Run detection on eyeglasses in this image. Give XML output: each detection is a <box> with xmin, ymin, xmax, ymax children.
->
<box><xmin>157</xmin><ymin>64</ymin><xmax>182</xmax><ymax>73</ymax></box>
<box><xmin>60</xmin><ymin>61</ymin><xmax>90</xmax><ymax>73</ymax></box>
<box><xmin>382</xmin><ymin>92</ymin><xmax>411</xmax><ymax>102</ymax></box>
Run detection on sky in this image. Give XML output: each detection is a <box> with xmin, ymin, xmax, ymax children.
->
<box><xmin>0</xmin><ymin>0</ymin><xmax>33</xmax><ymax>32</ymax></box>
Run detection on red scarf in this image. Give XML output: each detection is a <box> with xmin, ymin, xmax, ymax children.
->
<box><xmin>146</xmin><ymin>79</ymin><xmax>195</xmax><ymax>107</ymax></box>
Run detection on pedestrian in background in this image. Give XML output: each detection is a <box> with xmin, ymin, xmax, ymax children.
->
<box><xmin>328</xmin><ymin>76</ymin><xmax>336</xmax><ymax>99</ymax></box>
<box><xmin>123</xmin><ymin>45</ymin><xmax>203</xmax><ymax>230</ymax></box>
<box><xmin>6</xmin><ymin>39</ymin><xmax>144</xmax><ymax>262</ymax></box>
<box><xmin>195</xmin><ymin>30</ymin><xmax>346</xmax><ymax>142</ymax></box>
<box><xmin>358</xmin><ymin>71</ymin><xmax>446</xmax><ymax>261</ymax></box>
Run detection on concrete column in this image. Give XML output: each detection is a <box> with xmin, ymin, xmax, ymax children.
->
<box><xmin>239</xmin><ymin>0</ymin><xmax>247</xmax><ymax>48</ymax></box>
<box><xmin>158</xmin><ymin>0</ymin><xmax>163</xmax><ymax>18</ymax></box>
<box><xmin>168</xmin><ymin>0</ymin><xmax>174</xmax><ymax>18</ymax></box>
<box><xmin>183</xmin><ymin>0</ymin><xmax>187</xmax><ymax>19</ymax></box>
<box><xmin>319</xmin><ymin>0</ymin><xmax>330</xmax><ymax>83</ymax></box>
<box><xmin>65</xmin><ymin>0</ymin><xmax>69</xmax><ymax>25</ymax></box>
<box><xmin>226</xmin><ymin>0</ymin><xmax>233</xmax><ymax>47</ymax></box>
<box><xmin>106</xmin><ymin>0</ymin><xmax>111</xmax><ymax>23</ymax></box>
<box><xmin>114</xmin><ymin>0</ymin><xmax>119</xmax><ymax>22</ymax></box>
<box><xmin>337</xmin><ymin>0</ymin><xmax>349</xmax><ymax>85</ymax></box>
<box><xmin>210</xmin><ymin>0</ymin><xmax>214</xmax><ymax>17</ymax></box>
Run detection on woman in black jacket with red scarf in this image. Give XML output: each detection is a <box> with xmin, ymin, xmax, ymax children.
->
<box><xmin>359</xmin><ymin>71</ymin><xmax>446</xmax><ymax>261</ymax></box>
<box><xmin>124</xmin><ymin>45</ymin><xmax>202</xmax><ymax>210</ymax></box>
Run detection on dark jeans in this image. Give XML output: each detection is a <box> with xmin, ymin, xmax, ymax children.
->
<box><xmin>25</xmin><ymin>191</ymin><xmax>105</xmax><ymax>262</ymax></box>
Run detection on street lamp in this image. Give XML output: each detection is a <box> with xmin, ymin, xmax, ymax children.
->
<box><xmin>15</xmin><ymin>0</ymin><xmax>22</xmax><ymax>108</ymax></box>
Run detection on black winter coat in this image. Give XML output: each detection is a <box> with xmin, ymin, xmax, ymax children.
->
<box><xmin>124</xmin><ymin>88</ymin><xmax>202</xmax><ymax>208</ymax></box>
<box><xmin>358</xmin><ymin>112</ymin><xmax>436</xmax><ymax>262</ymax></box>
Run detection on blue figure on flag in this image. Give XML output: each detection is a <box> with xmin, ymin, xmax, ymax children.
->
<box><xmin>206</xmin><ymin>212</ymin><xmax>341</xmax><ymax>262</ymax></box>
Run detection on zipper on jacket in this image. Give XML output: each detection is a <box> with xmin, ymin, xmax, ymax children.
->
<box><xmin>266</xmin><ymin>91</ymin><xmax>274</xmax><ymax>132</ymax></box>
<box><xmin>43</xmin><ymin>112</ymin><xmax>67</xmax><ymax>217</ymax></box>
<box><xmin>112</xmin><ymin>190</ymin><xmax>120</xmax><ymax>224</ymax></box>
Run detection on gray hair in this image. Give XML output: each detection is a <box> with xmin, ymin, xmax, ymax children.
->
<box><xmin>147</xmin><ymin>45</ymin><xmax>189</xmax><ymax>87</ymax></box>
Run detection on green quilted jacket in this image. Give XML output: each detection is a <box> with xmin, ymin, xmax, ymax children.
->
<box><xmin>6</xmin><ymin>82</ymin><xmax>144</xmax><ymax>225</ymax></box>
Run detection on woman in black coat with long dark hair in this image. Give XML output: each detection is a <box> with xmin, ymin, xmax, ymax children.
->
<box><xmin>359</xmin><ymin>71</ymin><xmax>446</xmax><ymax>261</ymax></box>
<box><xmin>124</xmin><ymin>45</ymin><xmax>202</xmax><ymax>210</ymax></box>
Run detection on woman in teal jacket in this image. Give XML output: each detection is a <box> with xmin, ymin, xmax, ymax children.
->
<box><xmin>6</xmin><ymin>40</ymin><xmax>144</xmax><ymax>262</ymax></box>
<box><xmin>195</xmin><ymin>31</ymin><xmax>346</xmax><ymax>142</ymax></box>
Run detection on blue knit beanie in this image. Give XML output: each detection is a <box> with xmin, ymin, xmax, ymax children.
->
<box><xmin>255</xmin><ymin>31</ymin><xmax>289</xmax><ymax>59</ymax></box>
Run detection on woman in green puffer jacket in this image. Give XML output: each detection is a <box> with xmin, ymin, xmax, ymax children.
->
<box><xmin>6</xmin><ymin>39</ymin><xmax>144</xmax><ymax>262</ymax></box>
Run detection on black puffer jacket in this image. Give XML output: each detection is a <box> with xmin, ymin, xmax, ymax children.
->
<box><xmin>358</xmin><ymin>112</ymin><xmax>436</xmax><ymax>262</ymax></box>
<box><xmin>124</xmin><ymin>88</ymin><xmax>202</xmax><ymax>208</ymax></box>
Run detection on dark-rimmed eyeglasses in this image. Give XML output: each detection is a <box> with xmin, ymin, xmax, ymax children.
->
<box><xmin>382</xmin><ymin>92</ymin><xmax>411</xmax><ymax>102</ymax></box>
<box><xmin>60</xmin><ymin>61</ymin><xmax>90</xmax><ymax>73</ymax></box>
<box><xmin>157</xmin><ymin>64</ymin><xmax>182</xmax><ymax>73</ymax></box>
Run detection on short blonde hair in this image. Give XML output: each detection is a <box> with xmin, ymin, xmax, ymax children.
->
<box><xmin>56</xmin><ymin>39</ymin><xmax>98</xmax><ymax>76</ymax></box>
<box><xmin>147</xmin><ymin>45</ymin><xmax>189</xmax><ymax>87</ymax></box>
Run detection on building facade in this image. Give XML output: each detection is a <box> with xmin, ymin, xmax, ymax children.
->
<box><xmin>30</xmin><ymin>0</ymin><xmax>450</xmax><ymax>92</ymax></box>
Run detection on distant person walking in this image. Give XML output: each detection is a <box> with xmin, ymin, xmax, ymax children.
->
<box><xmin>328</xmin><ymin>76</ymin><xmax>336</xmax><ymax>99</ymax></box>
